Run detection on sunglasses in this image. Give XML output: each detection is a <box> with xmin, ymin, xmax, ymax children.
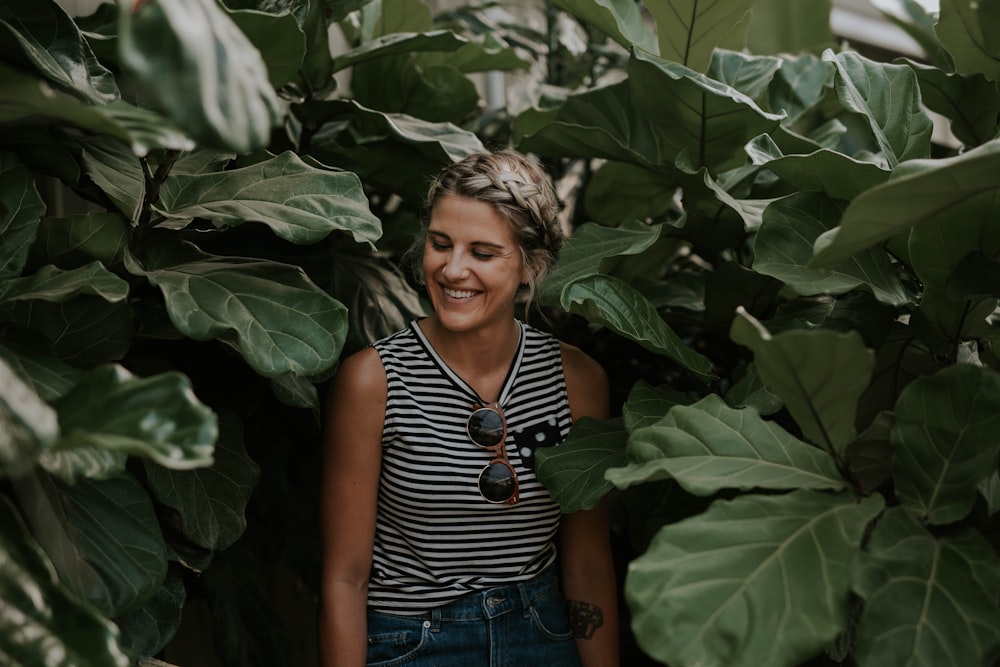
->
<box><xmin>467</xmin><ymin>403</ymin><xmax>520</xmax><ymax>505</ymax></box>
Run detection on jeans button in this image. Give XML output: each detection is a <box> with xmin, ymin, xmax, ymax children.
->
<box><xmin>486</xmin><ymin>596</ymin><xmax>506</xmax><ymax>608</ymax></box>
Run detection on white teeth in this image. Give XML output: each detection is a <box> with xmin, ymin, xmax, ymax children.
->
<box><xmin>444</xmin><ymin>288</ymin><xmax>477</xmax><ymax>299</ymax></box>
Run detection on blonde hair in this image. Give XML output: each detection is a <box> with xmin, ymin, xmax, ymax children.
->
<box><xmin>413</xmin><ymin>150</ymin><xmax>563</xmax><ymax>305</ymax></box>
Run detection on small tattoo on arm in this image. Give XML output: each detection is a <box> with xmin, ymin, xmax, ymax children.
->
<box><xmin>566</xmin><ymin>599</ymin><xmax>604</xmax><ymax>640</ymax></box>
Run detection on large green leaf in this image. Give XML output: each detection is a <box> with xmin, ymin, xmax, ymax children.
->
<box><xmin>15</xmin><ymin>470</ymin><xmax>168</xmax><ymax>616</ymax></box>
<box><xmin>936</xmin><ymin>0</ymin><xmax>1000</xmax><ymax>82</ymax></box>
<box><xmin>730</xmin><ymin>309</ymin><xmax>875</xmax><ymax>454</ymax></box>
<box><xmin>745</xmin><ymin>134</ymin><xmax>890</xmax><ymax>201</ymax></box>
<box><xmin>627</xmin><ymin>490</ymin><xmax>884</xmax><ymax>667</ymax></box>
<box><xmin>4</xmin><ymin>297</ymin><xmax>134</xmax><ymax>366</ymax></box>
<box><xmin>144</xmin><ymin>411</ymin><xmax>259</xmax><ymax>550</ymax></box>
<box><xmin>225</xmin><ymin>5</ymin><xmax>306</xmax><ymax>88</ymax></box>
<box><xmin>621</xmin><ymin>379</ymin><xmax>691</xmax><ymax>433</ymax></box>
<box><xmin>753</xmin><ymin>192</ymin><xmax>908</xmax><ymax>305</ymax></box>
<box><xmin>0</xmin><ymin>63</ymin><xmax>194</xmax><ymax>155</ymax></box>
<box><xmin>645</xmin><ymin>0</ymin><xmax>755</xmax><ymax>72</ymax></box>
<box><xmin>0</xmin><ymin>262</ymin><xmax>129</xmax><ymax>304</ymax></box>
<box><xmin>44</xmin><ymin>365</ymin><xmax>216</xmax><ymax>480</ymax></box>
<box><xmin>811</xmin><ymin>139</ymin><xmax>1000</xmax><ymax>267</ymax></box>
<box><xmin>156</xmin><ymin>151</ymin><xmax>381</xmax><ymax>246</ymax></box>
<box><xmin>331</xmin><ymin>29</ymin><xmax>466</xmax><ymax>71</ymax></box>
<box><xmin>418</xmin><ymin>31</ymin><xmax>532</xmax><ymax>73</ymax></box>
<box><xmin>0</xmin><ymin>343</ymin><xmax>82</xmax><ymax>401</ymax></box>
<box><xmin>539</xmin><ymin>219</ymin><xmax>665</xmax><ymax>305</ymax></box>
<box><xmin>891</xmin><ymin>364</ymin><xmax>1000</xmax><ymax>525</ymax></box>
<box><xmin>301</xmin><ymin>99</ymin><xmax>485</xmax><ymax>200</ymax></box>
<box><xmin>907</xmin><ymin>189</ymin><xmax>1000</xmax><ymax>291</ymax></box>
<box><xmin>0</xmin><ymin>495</ymin><xmax>130</xmax><ymax>667</ymax></box>
<box><xmin>535</xmin><ymin>417</ymin><xmax>628</xmax><ymax>513</ymax></box>
<box><xmin>0</xmin><ymin>355</ymin><xmax>58</xmax><ymax>479</ymax></box>
<box><xmin>563</xmin><ymin>274</ymin><xmax>715</xmax><ymax>381</ymax></box>
<box><xmin>583</xmin><ymin>161</ymin><xmax>679</xmax><ymax>224</ymax></box>
<box><xmin>822</xmin><ymin>49</ymin><xmax>932</xmax><ymax>168</ymax></box>
<box><xmin>114</xmin><ymin>567</ymin><xmax>186</xmax><ymax>658</ymax></box>
<box><xmin>551</xmin><ymin>0</ymin><xmax>657</xmax><ymax>53</ymax></box>
<box><xmin>905</xmin><ymin>59</ymin><xmax>1000</xmax><ymax>149</ymax></box>
<box><xmin>0</xmin><ymin>0</ymin><xmax>118</xmax><ymax>104</ymax></box>
<box><xmin>628</xmin><ymin>48</ymin><xmax>786</xmax><ymax>172</ymax></box>
<box><xmin>118</xmin><ymin>0</ymin><xmax>283</xmax><ymax>153</ymax></box>
<box><xmin>78</xmin><ymin>135</ymin><xmax>145</xmax><ymax>222</ymax></box>
<box><xmin>745</xmin><ymin>0</ymin><xmax>833</xmax><ymax>56</ymax></box>
<box><xmin>30</xmin><ymin>212</ymin><xmax>130</xmax><ymax>270</ymax></box>
<box><xmin>0</xmin><ymin>152</ymin><xmax>45</xmax><ymax>281</ymax></box>
<box><xmin>325</xmin><ymin>246</ymin><xmax>428</xmax><ymax>355</ymax></box>
<box><xmin>609</xmin><ymin>394</ymin><xmax>844</xmax><ymax>494</ymax></box>
<box><xmin>515</xmin><ymin>80</ymin><xmax>675</xmax><ymax>170</ymax></box>
<box><xmin>130</xmin><ymin>241</ymin><xmax>348</xmax><ymax>377</ymax></box>
<box><xmin>854</xmin><ymin>508</ymin><xmax>1000</xmax><ymax>666</ymax></box>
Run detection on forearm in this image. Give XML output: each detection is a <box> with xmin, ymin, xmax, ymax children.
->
<box><xmin>319</xmin><ymin>580</ymin><xmax>369</xmax><ymax>667</ymax></box>
<box><xmin>563</xmin><ymin>562</ymin><xmax>619</xmax><ymax>667</ymax></box>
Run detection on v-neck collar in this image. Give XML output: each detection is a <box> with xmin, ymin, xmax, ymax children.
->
<box><xmin>411</xmin><ymin>319</ymin><xmax>526</xmax><ymax>406</ymax></box>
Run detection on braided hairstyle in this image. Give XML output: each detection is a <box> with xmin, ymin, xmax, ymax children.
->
<box><xmin>415</xmin><ymin>150</ymin><xmax>563</xmax><ymax>306</ymax></box>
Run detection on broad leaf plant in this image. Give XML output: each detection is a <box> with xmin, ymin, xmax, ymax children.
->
<box><xmin>0</xmin><ymin>0</ymin><xmax>998</xmax><ymax>665</ymax></box>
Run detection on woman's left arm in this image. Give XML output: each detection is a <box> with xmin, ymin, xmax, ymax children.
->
<box><xmin>559</xmin><ymin>343</ymin><xmax>619</xmax><ymax>667</ymax></box>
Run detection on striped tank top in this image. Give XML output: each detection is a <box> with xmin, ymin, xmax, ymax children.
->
<box><xmin>368</xmin><ymin>319</ymin><xmax>572</xmax><ymax>613</ymax></box>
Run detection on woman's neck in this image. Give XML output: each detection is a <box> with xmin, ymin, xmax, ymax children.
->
<box><xmin>419</xmin><ymin>316</ymin><xmax>521</xmax><ymax>403</ymax></box>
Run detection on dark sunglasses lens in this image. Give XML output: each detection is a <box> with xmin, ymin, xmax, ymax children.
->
<box><xmin>479</xmin><ymin>462</ymin><xmax>516</xmax><ymax>503</ymax></box>
<box><xmin>468</xmin><ymin>408</ymin><xmax>505</xmax><ymax>448</ymax></box>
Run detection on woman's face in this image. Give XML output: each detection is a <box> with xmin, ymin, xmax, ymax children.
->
<box><xmin>423</xmin><ymin>195</ymin><xmax>529</xmax><ymax>335</ymax></box>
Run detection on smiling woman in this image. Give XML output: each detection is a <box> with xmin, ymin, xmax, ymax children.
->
<box><xmin>320</xmin><ymin>150</ymin><xmax>619</xmax><ymax>667</ymax></box>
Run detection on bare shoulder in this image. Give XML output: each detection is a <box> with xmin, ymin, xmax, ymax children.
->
<box><xmin>559</xmin><ymin>341</ymin><xmax>610</xmax><ymax>422</ymax></box>
<box><xmin>328</xmin><ymin>346</ymin><xmax>386</xmax><ymax>406</ymax></box>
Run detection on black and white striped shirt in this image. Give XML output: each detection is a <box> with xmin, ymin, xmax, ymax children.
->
<box><xmin>368</xmin><ymin>319</ymin><xmax>572</xmax><ymax>613</ymax></box>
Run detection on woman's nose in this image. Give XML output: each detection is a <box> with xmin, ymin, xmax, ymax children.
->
<box><xmin>442</xmin><ymin>250</ymin><xmax>469</xmax><ymax>279</ymax></box>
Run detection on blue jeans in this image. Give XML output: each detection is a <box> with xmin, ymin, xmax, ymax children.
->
<box><xmin>365</xmin><ymin>568</ymin><xmax>581</xmax><ymax>666</ymax></box>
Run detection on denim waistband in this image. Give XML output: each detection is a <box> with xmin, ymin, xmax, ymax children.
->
<box><xmin>419</xmin><ymin>567</ymin><xmax>560</xmax><ymax>626</ymax></box>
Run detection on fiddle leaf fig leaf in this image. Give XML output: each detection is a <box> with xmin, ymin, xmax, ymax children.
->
<box><xmin>823</xmin><ymin>49</ymin><xmax>932</xmax><ymax>168</ymax></box>
<box><xmin>129</xmin><ymin>242</ymin><xmax>348</xmax><ymax>378</ymax></box>
<box><xmin>562</xmin><ymin>274</ymin><xmax>715</xmax><ymax>381</ymax></box>
<box><xmin>118</xmin><ymin>0</ymin><xmax>283</xmax><ymax>152</ymax></box>
<box><xmin>628</xmin><ymin>49</ymin><xmax>785</xmax><ymax>172</ymax></box>
<box><xmin>0</xmin><ymin>0</ymin><xmax>118</xmax><ymax>104</ymax></box>
<box><xmin>550</xmin><ymin>0</ymin><xmax>657</xmax><ymax>53</ymax></box>
<box><xmin>45</xmin><ymin>365</ymin><xmax>216</xmax><ymax>478</ymax></box>
<box><xmin>811</xmin><ymin>139</ymin><xmax>1000</xmax><ymax>268</ymax></box>
<box><xmin>854</xmin><ymin>508</ymin><xmax>1000</xmax><ymax>665</ymax></box>
<box><xmin>0</xmin><ymin>355</ymin><xmax>59</xmax><ymax>479</ymax></box>
<box><xmin>17</xmin><ymin>471</ymin><xmax>168</xmax><ymax>617</ymax></box>
<box><xmin>754</xmin><ymin>192</ymin><xmax>909</xmax><ymax>306</ymax></box>
<box><xmin>535</xmin><ymin>417</ymin><xmax>628</xmax><ymax>513</ymax></box>
<box><xmin>936</xmin><ymin>0</ymin><xmax>1000</xmax><ymax>82</ymax></box>
<box><xmin>0</xmin><ymin>495</ymin><xmax>130</xmax><ymax>667</ymax></box>
<box><xmin>0</xmin><ymin>151</ymin><xmax>46</xmax><ymax>281</ymax></box>
<box><xmin>730</xmin><ymin>309</ymin><xmax>875</xmax><ymax>453</ymax></box>
<box><xmin>540</xmin><ymin>220</ymin><xmax>665</xmax><ymax>306</ymax></box>
<box><xmin>0</xmin><ymin>262</ymin><xmax>128</xmax><ymax>304</ymax></box>
<box><xmin>891</xmin><ymin>364</ymin><xmax>1000</xmax><ymax>525</ymax></box>
<box><xmin>144</xmin><ymin>411</ymin><xmax>259</xmax><ymax>551</ymax></box>
<box><xmin>745</xmin><ymin>134</ymin><xmax>889</xmax><ymax>201</ymax></box>
<box><xmin>156</xmin><ymin>151</ymin><xmax>381</xmax><ymax>247</ymax></box>
<box><xmin>645</xmin><ymin>0</ymin><xmax>755</xmax><ymax>73</ymax></box>
<box><xmin>610</xmin><ymin>395</ymin><xmax>844</xmax><ymax>495</ymax></box>
<box><xmin>628</xmin><ymin>490</ymin><xmax>884</xmax><ymax>667</ymax></box>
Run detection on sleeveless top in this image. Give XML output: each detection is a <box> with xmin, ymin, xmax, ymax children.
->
<box><xmin>367</xmin><ymin>319</ymin><xmax>573</xmax><ymax>614</ymax></box>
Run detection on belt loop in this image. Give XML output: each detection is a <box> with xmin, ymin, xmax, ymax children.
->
<box><xmin>518</xmin><ymin>578</ymin><xmax>533</xmax><ymax>618</ymax></box>
<box><xmin>430</xmin><ymin>606</ymin><xmax>442</xmax><ymax>632</ymax></box>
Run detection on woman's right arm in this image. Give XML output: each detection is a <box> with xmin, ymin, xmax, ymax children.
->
<box><xmin>319</xmin><ymin>347</ymin><xmax>387</xmax><ymax>667</ymax></box>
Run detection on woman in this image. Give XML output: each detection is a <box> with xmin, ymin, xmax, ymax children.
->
<box><xmin>320</xmin><ymin>150</ymin><xmax>618</xmax><ymax>666</ymax></box>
